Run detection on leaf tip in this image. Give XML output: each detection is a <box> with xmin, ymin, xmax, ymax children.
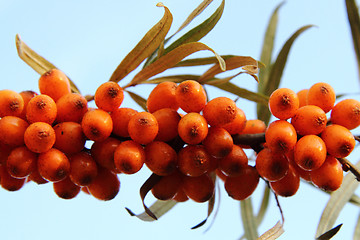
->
<box><xmin>156</xmin><ymin>2</ymin><xmax>165</xmax><ymax>7</ymax></box>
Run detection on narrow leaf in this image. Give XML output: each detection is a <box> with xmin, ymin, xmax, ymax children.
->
<box><xmin>164</xmin><ymin>0</ymin><xmax>225</xmax><ymax>54</ymax></box>
<box><xmin>198</xmin><ymin>56</ymin><xmax>259</xmax><ymax>83</ymax></box>
<box><xmin>125</xmin><ymin>200</ymin><xmax>177</xmax><ymax>222</ymax></box>
<box><xmin>15</xmin><ymin>34</ymin><xmax>80</xmax><ymax>93</ymax></box>
<box><xmin>211</xmin><ymin>82</ymin><xmax>269</xmax><ymax>106</ymax></box>
<box><xmin>257</xmin><ymin>221</ymin><xmax>284</xmax><ymax>240</ymax></box>
<box><xmin>125</xmin><ymin>90</ymin><xmax>147</xmax><ymax>111</ymax></box>
<box><xmin>127</xmin><ymin>42</ymin><xmax>225</xmax><ymax>87</ymax></box>
<box><xmin>258</xmin><ymin>2</ymin><xmax>285</xmax><ymax>93</ymax></box>
<box><xmin>174</xmin><ymin>55</ymin><xmax>236</xmax><ymax>68</ymax></box>
<box><xmin>241</xmin><ymin>198</ymin><xmax>259</xmax><ymax>240</ymax></box>
<box><xmin>257</xmin><ymin>25</ymin><xmax>314</xmax><ymax>124</ymax></box>
<box><xmin>316</xmin><ymin>224</ymin><xmax>343</xmax><ymax>240</ymax></box>
<box><xmin>174</xmin><ymin>0</ymin><xmax>214</xmax><ymax>35</ymax></box>
<box><xmin>256</xmin><ymin>186</ymin><xmax>271</xmax><ymax>225</ymax></box>
<box><xmin>354</xmin><ymin>211</ymin><xmax>360</xmax><ymax>240</ymax></box>
<box><xmin>345</xmin><ymin>0</ymin><xmax>360</xmax><ymax>80</ymax></box>
<box><xmin>144</xmin><ymin>75</ymin><xmax>201</xmax><ymax>84</ymax></box>
<box><xmin>126</xmin><ymin>173</ymin><xmax>163</xmax><ymax>220</ymax></box>
<box><xmin>109</xmin><ymin>3</ymin><xmax>173</xmax><ymax>83</ymax></box>
<box><xmin>316</xmin><ymin>159</ymin><xmax>360</xmax><ymax>238</ymax></box>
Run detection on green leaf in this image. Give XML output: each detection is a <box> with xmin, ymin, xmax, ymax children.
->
<box><xmin>164</xmin><ymin>0</ymin><xmax>225</xmax><ymax>55</ymax></box>
<box><xmin>257</xmin><ymin>25</ymin><xmax>314</xmax><ymax>125</ymax></box>
<box><xmin>15</xmin><ymin>34</ymin><xmax>80</xmax><ymax>94</ymax></box>
<box><xmin>257</xmin><ymin>221</ymin><xmax>284</xmax><ymax>240</ymax></box>
<box><xmin>109</xmin><ymin>3</ymin><xmax>173</xmax><ymax>83</ymax></box>
<box><xmin>198</xmin><ymin>56</ymin><xmax>259</xmax><ymax>83</ymax></box>
<box><xmin>173</xmin><ymin>55</ymin><xmax>236</xmax><ymax>68</ymax></box>
<box><xmin>210</xmin><ymin>82</ymin><xmax>269</xmax><ymax>106</ymax></box>
<box><xmin>240</xmin><ymin>198</ymin><xmax>258</xmax><ymax>240</ymax></box>
<box><xmin>126</xmin><ymin>42</ymin><xmax>225</xmax><ymax>87</ymax></box>
<box><xmin>173</xmin><ymin>0</ymin><xmax>214</xmax><ymax>35</ymax></box>
<box><xmin>354</xmin><ymin>212</ymin><xmax>360</xmax><ymax>240</ymax></box>
<box><xmin>345</xmin><ymin>0</ymin><xmax>360</xmax><ymax>81</ymax></box>
<box><xmin>316</xmin><ymin>224</ymin><xmax>342</xmax><ymax>240</ymax></box>
<box><xmin>125</xmin><ymin>200</ymin><xmax>177</xmax><ymax>222</ymax></box>
<box><xmin>258</xmin><ymin>2</ymin><xmax>285</xmax><ymax>93</ymax></box>
<box><xmin>125</xmin><ymin>90</ymin><xmax>147</xmax><ymax>111</ymax></box>
<box><xmin>315</xmin><ymin>159</ymin><xmax>360</xmax><ymax>238</ymax></box>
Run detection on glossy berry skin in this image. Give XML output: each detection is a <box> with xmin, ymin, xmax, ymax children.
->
<box><xmin>321</xmin><ymin>124</ymin><xmax>355</xmax><ymax>158</ymax></box>
<box><xmin>94</xmin><ymin>82</ymin><xmax>124</xmax><ymax>112</ymax></box>
<box><xmin>81</xmin><ymin>109</ymin><xmax>113</xmax><ymax>142</ymax></box>
<box><xmin>53</xmin><ymin>177</ymin><xmax>81</xmax><ymax>199</ymax></box>
<box><xmin>293</xmin><ymin>135</ymin><xmax>327</xmax><ymax>171</ymax></box>
<box><xmin>307</xmin><ymin>82</ymin><xmax>335</xmax><ymax>113</ymax></box>
<box><xmin>0</xmin><ymin>116</ymin><xmax>28</xmax><ymax>147</ymax></box>
<box><xmin>268</xmin><ymin>88</ymin><xmax>299</xmax><ymax>120</ymax></box>
<box><xmin>310</xmin><ymin>155</ymin><xmax>343</xmax><ymax>192</ymax></box>
<box><xmin>265</xmin><ymin>120</ymin><xmax>297</xmax><ymax>154</ymax></box>
<box><xmin>177</xmin><ymin>145</ymin><xmax>211</xmax><ymax>177</ymax></box>
<box><xmin>202</xmin><ymin>97</ymin><xmax>237</xmax><ymax>127</ymax></box>
<box><xmin>270</xmin><ymin>164</ymin><xmax>300</xmax><ymax>197</ymax></box>
<box><xmin>69</xmin><ymin>152</ymin><xmax>98</xmax><ymax>187</ymax></box>
<box><xmin>290</xmin><ymin>105</ymin><xmax>327</xmax><ymax>136</ymax></box>
<box><xmin>145</xmin><ymin>141</ymin><xmax>177</xmax><ymax>176</ymax></box>
<box><xmin>37</xmin><ymin>148</ymin><xmax>70</xmax><ymax>182</ymax></box>
<box><xmin>56</xmin><ymin>93</ymin><xmax>88</xmax><ymax>123</ymax></box>
<box><xmin>24</xmin><ymin>122</ymin><xmax>56</xmax><ymax>153</ymax></box>
<box><xmin>175</xmin><ymin>80</ymin><xmax>207</xmax><ymax>113</ymax></box>
<box><xmin>255</xmin><ymin>148</ymin><xmax>289</xmax><ymax>182</ymax></box>
<box><xmin>202</xmin><ymin>127</ymin><xmax>233</xmax><ymax>158</ymax></box>
<box><xmin>87</xmin><ymin>167</ymin><xmax>120</xmax><ymax>201</ymax></box>
<box><xmin>151</xmin><ymin>171</ymin><xmax>182</xmax><ymax>200</ymax></box>
<box><xmin>146</xmin><ymin>81</ymin><xmax>179</xmax><ymax>113</ymax></box>
<box><xmin>114</xmin><ymin>140</ymin><xmax>145</xmax><ymax>174</ymax></box>
<box><xmin>181</xmin><ymin>174</ymin><xmax>215</xmax><ymax>203</ymax></box>
<box><xmin>0</xmin><ymin>89</ymin><xmax>24</xmax><ymax>117</ymax></box>
<box><xmin>26</xmin><ymin>94</ymin><xmax>57</xmax><ymax>124</ymax></box>
<box><xmin>224</xmin><ymin>165</ymin><xmax>260</xmax><ymax>200</ymax></box>
<box><xmin>330</xmin><ymin>99</ymin><xmax>360</xmax><ymax>130</ymax></box>
<box><xmin>7</xmin><ymin>146</ymin><xmax>37</xmax><ymax>179</ymax></box>
<box><xmin>218</xmin><ymin>144</ymin><xmax>248</xmax><ymax>177</ymax></box>
<box><xmin>128</xmin><ymin>112</ymin><xmax>159</xmax><ymax>145</ymax></box>
<box><xmin>222</xmin><ymin>107</ymin><xmax>247</xmax><ymax>134</ymax></box>
<box><xmin>178</xmin><ymin>112</ymin><xmax>208</xmax><ymax>145</ymax></box>
<box><xmin>38</xmin><ymin>69</ymin><xmax>71</xmax><ymax>102</ymax></box>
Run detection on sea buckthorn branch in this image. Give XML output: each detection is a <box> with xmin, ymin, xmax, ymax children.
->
<box><xmin>337</xmin><ymin>158</ymin><xmax>360</xmax><ymax>181</ymax></box>
<box><xmin>232</xmin><ymin>133</ymin><xmax>265</xmax><ymax>154</ymax></box>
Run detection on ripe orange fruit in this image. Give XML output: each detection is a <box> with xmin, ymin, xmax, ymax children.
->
<box><xmin>114</xmin><ymin>140</ymin><xmax>145</xmax><ymax>174</ymax></box>
<box><xmin>222</xmin><ymin>107</ymin><xmax>247</xmax><ymax>135</ymax></box>
<box><xmin>255</xmin><ymin>148</ymin><xmax>289</xmax><ymax>182</ymax></box>
<box><xmin>270</xmin><ymin>164</ymin><xmax>300</xmax><ymax>197</ymax></box>
<box><xmin>175</xmin><ymin>80</ymin><xmax>207</xmax><ymax>113</ymax></box>
<box><xmin>293</xmin><ymin>135</ymin><xmax>326</xmax><ymax>171</ymax></box>
<box><xmin>7</xmin><ymin>146</ymin><xmax>37</xmax><ymax>179</ymax></box>
<box><xmin>331</xmin><ymin>99</ymin><xmax>360</xmax><ymax>130</ymax></box>
<box><xmin>265</xmin><ymin>120</ymin><xmax>297</xmax><ymax>154</ymax></box>
<box><xmin>268</xmin><ymin>88</ymin><xmax>299</xmax><ymax>120</ymax></box>
<box><xmin>90</xmin><ymin>137</ymin><xmax>121</xmax><ymax>173</ymax></box>
<box><xmin>94</xmin><ymin>82</ymin><xmax>124</xmax><ymax>112</ymax></box>
<box><xmin>0</xmin><ymin>116</ymin><xmax>29</xmax><ymax>147</ymax></box>
<box><xmin>177</xmin><ymin>112</ymin><xmax>208</xmax><ymax>145</ymax></box>
<box><xmin>24</xmin><ymin>122</ymin><xmax>56</xmax><ymax>153</ymax></box>
<box><xmin>202</xmin><ymin>127</ymin><xmax>233</xmax><ymax>158</ymax></box>
<box><xmin>177</xmin><ymin>145</ymin><xmax>211</xmax><ymax>177</ymax></box>
<box><xmin>321</xmin><ymin>124</ymin><xmax>355</xmax><ymax>158</ymax></box>
<box><xmin>290</xmin><ymin>105</ymin><xmax>327</xmax><ymax>136</ymax></box>
<box><xmin>0</xmin><ymin>89</ymin><xmax>24</xmax><ymax>117</ymax></box>
<box><xmin>203</xmin><ymin>97</ymin><xmax>237</xmax><ymax>127</ymax></box>
<box><xmin>69</xmin><ymin>151</ymin><xmax>98</xmax><ymax>187</ymax></box>
<box><xmin>26</xmin><ymin>94</ymin><xmax>57</xmax><ymax>124</ymax></box>
<box><xmin>87</xmin><ymin>167</ymin><xmax>120</xmax><ymax>201</ymax></box>
<box><xmin>152</xmin><ymin>108</ymin><xmax>181</xmax><ymax>142</ymax></box>
<box><xmin>146</xmin><ymin>81</ymin><xmax>179</xmax><ymax>113</ymax></box>
<box><xmin>181</xmin><ymin>174</ymin><xmax>214</xmax><ymax>203</ymax></box>
<box><xmin>38</xmin><ymin>69</ymin><xmax>71</xmax><ymax>102</ymax></box>
<box><xmin>128</xmin><ymin>112</ymin><xmax>159</xmax><ymax>145</ymax></box>
<box><xmin>53</xmin><ymin>176</ymin><xmax>81</xmax><ymax>199</ymax></box>
<box><xmin>111</xmin><ymin>107</ymin><xmax>138</xmax><ymax>138</ymax></box>
<box><xmin>37</xmin><ymin>148</ymin><xmax>70</xmax><ymax>182</ymax></box>
<box><xmin>56</xmin><ymin>93</ymin><xmax>88</xmax><ymax>123</ymax></box>
<box><xmin>307</xmin><ymin>82</ymin><xmax>335</xmax><ymax>113</ymax></box>
<box><xmin>81</xmin><ymin>109</ymin><xmax>113</xmax><ymax>142</ymax></box>
<box><xmin>218</xmin><ymin>144</ymin><xmax>248</xmax><ymax>177</ymax></box>
<box><xmin>145</xmin><ymin>141</ymin><xmax>177</xmax><ymax>176</ymax></box>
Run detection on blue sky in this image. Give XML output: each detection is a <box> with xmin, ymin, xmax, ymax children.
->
<box><xmin>1</xmin><ymin>0</ymin><xmax>360</xmax><ymax>239</ymax></box>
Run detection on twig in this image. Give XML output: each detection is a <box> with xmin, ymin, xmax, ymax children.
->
<box><xmin>337</xmin><ymin>158</ymin><xmax>360</xmax><ymax>181</ymax></box>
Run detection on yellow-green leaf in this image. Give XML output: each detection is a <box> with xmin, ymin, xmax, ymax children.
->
<box><xmin>109</xmin><ymin>3</ymin><xmax>173</xmax><ymax>83</ymax></box>
<box><xmin>174</xmin><ymin>0</ymin><xmax>214</xmax><ymax>35</ymax></box>
<box><xmin>211</xmin><ymin>82</ymin><xmax>269</xmax><ymax>106</ymax></box>
<box><xmin>174</xmin><ymin>55</ymin><xmax>236</xmax><ymax>68</ymax></box>
<box><xmin>345</xmin><ymin>0</ymin><xmax>360</xmax><ymax>81</ymax></box>
<box><xmin>241</xmin><ymin>198</ymin><xmax>258</xmax><ymax>240</ymax></box>
<box><xmin>144</xmin><ymin>74</ymin><xmax>200</xmax><ymax>84</ymax></box>
<box><xmin>125</xmin><ymin>200</ymin><xmax>177</xmax><ymax>222</ymax></box>
<box><xmin>316</xmin><ymin>159</ymin><xmax>360</xmax><ymax>238</ymax></box>
<box><xmin>15</xmin><ymin>34</ymin><xmax>80</xmax><ymax>94</ymax></box>
<box><xmin>199</xmin><ymin>56</ymin><xmax>258</xmax><ymax>83</ymax></box>
<box><xmin>257</xmin><ymin>221</ymin><xmax>284</xmax><ymax>240</ymax></box>
<box><xmin>164</xmin><ymin>0</ymin><xmax>225</xmax><ymax>55</ymax></box>
<box><xmin>126</xmin><ymin>42</ymin><xmax>225</xmax><ymax>87</ymax></box>
<box><xmin>126</xmin><ymin>90</ymin><xmax>147</xmax><ymax>111</ymax></box>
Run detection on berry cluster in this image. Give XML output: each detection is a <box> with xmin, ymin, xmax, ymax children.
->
<box><xmin>0</xmin><ymin>70</ymin><xmax>359</xmax><ymax>205</ymax></box>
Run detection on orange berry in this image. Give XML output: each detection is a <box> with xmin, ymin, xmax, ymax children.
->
<box><xmin>307</xmin><ymin>82</ymin><xmax>335</xmax><ymax>113</ymax></box>
<box><xmin>111</xmin><ymin>107</ymin><xmax>138</xmax><ymax>138</ymax></box>
<box><xmin>128</xmin><ymin>112</ymin><xmax>158</xmax><ymax>145</ymax></box>
<box><xmin>19</xmin><ymin>90</ymin><xmax>38</xmax><ymax>119</ymax></box>
<box><xmin>0</xmin><ymin>142</ymin><xmax>13</xmax><ymax>166</ymax></box>
<box><xmin>90</xmin><ymin>137</ymin><xmax>121</xmax><ymax>173</ymax></box>
<box><xmin>290</xmin><ymin>105</ymin><xmax>327</xmax><ymax>136</ymax></box>
<box><xmin>0</xmin><ymin>89</ymin><xmax>24</xmax><ymax>117</ymax></box>
<box><xmin>53</xmin><ymin>176</ymin><xmax>81</xmax><ymax>199</ymax></box>
<box><xmin>202</xmin><ymin>127</ymin><xmax>233</xmax><ymax>158</ymax></box>
<box><xmin>270</xmin><ymin>164</ymin><xmax>300</xmax><ymax>197</ymax></box>
<box><xmin>56</xmin><ymin>93</ymin><xmax>88</xmax><ymax>123</ymax></box>
<box><xmin>173</xmin><ymin>186</ymin><xmax>189</xmax><ymax>202</ymax></box>
<box><xmin>255</xmin><ymin>148</ymin><xmax>289</xmax><ymax>182</ymax></box>
<box><xmin>203</xmin><ymin>97</ymin><xmax>237</xmax><ymax>127</ymax></box>
<box><xmin>177</xmin><ymin>112</ymin><xmax>208</xmax><ymax>145</ymax></box>
<box><xmin>293</xmin><ymin>135</ymin><xmax>326</xmax><ymax>171</ymax></box>
<box><xmin>222</xmin><ymin>107</ymin><xmax>247</xmax><ymax>135</ymax></box>
<box><xmin>145</xmin><ymin>141</ymin><xmax>177</xmax><ymax>176</ymax></box>
<box><xmin>94</xmin><ymin>82</ymin><xmax>124</xmax><ymax>112</ymax></box>
<box><xmin>114</xmin><ymin>140</ymin><xmax>145</xmax><ymax>174</ymax></box>
<box><xmin>87</xmin><ymin>167</ymin><xmax>120</xmax><ymax>201</ymax></box>
<box><xmin>287</xmin><ymin>149</ymin><xmax>311</xmax><ymax>182</ymax></box>
<box><xmin>81</xmin><ymin>109</ymin><xmax>113</xmax><ymax>142</ymax></box>
<box><xmin>146</xmin><ymin>81</ymin><xmax>179</xmax><ymax>113</ymax></box>
<box><xmin>175</xmin><ymin>80</ymin><xmax>207</xmax><ymax>113</ymax></box>
<box><xmin>0</xmin><ymin>165</ymin><xmax>26</xmax><ymax>191</ymax></box>
<box><xmin>181</xmin><ymin>174</ymin><xmax>215</xmax><ymax>203</ymax></box>
<box><xmin>331</xmin><ymin>99</ymin><xmax>360</xmax><ymax>130</ymax></box>
<box><xmin>177</xmin><ymin>145</ymin><xmax>211</xmax><ymax>177</ymax></box>
<box><xmin>321</xmin><ymin>124</ymin><xmax>355</xmax><ymax>158</ymax></box>
<box><xmin>24</xmin><ymin>122</ymin><xmax>56</xmax><ymax>153</ymax></box>
<box><xmin>28</xmin><ymin>164</ymin><xmax>48</xmax><ymax>184</ymax></box>
<box><xmin>6</xmin><ymin>146</ymin><xmax>37</xmax><ymax>179</ymax></box>
<box><xmin>0</xmin><ymin>116</ymin><xmax>29</xmax><ymax>147</ymax></box>
<box><xmin>151</xmin><ymin>171</ymin><xmax>182</xmax><ymax>200</ymax></box>
<box><xmin>268</xmin><ymin>88</ymin><xmax>299</xmax><ymax>120</ymax></box>
<box><xmin>310</xmin><ymin>155</ymin><xmax>343</xmax><ymax>192</ymax></box>
<box><xmin>69</xmin><ymin>151</ymin><xmax>98</xmax><ymax>187</ymax></box>
<box><xmin>265</xmin><ymin>120</ymin><xmax>297</xmax><ymax>154</ymax></box>
<box><xmin>26</xmin><ymin>94</ymin><xmax>57</xmax><ymax>124</ymax></box>
<box><xmin>37</xmin><ymin>148</ymin><xmax>70</xmax><ymax>182</ymax></box>
<box><xmin>297</xmin><ymin>89</ymin><xmax>308</xmax><ymax>108</ymax></box>
<box><xmin>218</xmin><ymin>144</ymin><xmax>248</xmax><ymax>177</ymax></box>
<box><xmin>152</xmin><ymin>108</ymin><xmax>181</xmax><ymax>142</ymax></box>
<box><xmin>239</xmin><ymin>119</ymin><xmax>266</xmax><ymax>134</ymax></box>
<box><xmin>38</xmin><ymin>69</ymin><xmax>71</xmax><ymax>102</ymax></box>
<box><xmin>53</xmin><ymin>122</ymin><xmax>86</xmax><ymax>154</ymax></box>
<box><xmin>224</xmin><ymin>165</ymin><xmax>260</xmax><ymax>200</ymax></box>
